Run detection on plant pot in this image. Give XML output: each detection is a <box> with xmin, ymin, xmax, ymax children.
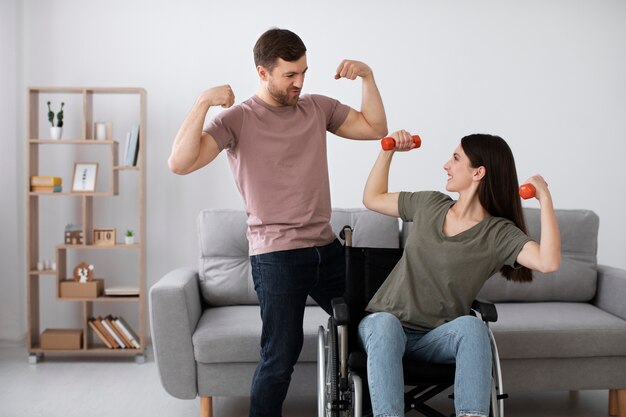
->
<box><xmin>125</xmin><ymin>236</ymin><xmax>135</xmax><ymax>245</ymax></box>
<box><xmin>50</xmin><ymin>127</ymin><xmax>63</xmax><ymax>140</ymax></box>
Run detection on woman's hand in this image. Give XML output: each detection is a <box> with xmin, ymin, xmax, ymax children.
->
<box><xmin>522</xmin><ymin>175</ymin><xmax>551</xmax><ymax>202</ymax></box>
<box><xmin>386</xmin><ymin>129</ymin><xmax>417</xmax><ymax>152</ymax></box>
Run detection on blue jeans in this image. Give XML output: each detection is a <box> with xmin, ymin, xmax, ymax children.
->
<box><xmin>249</xmin><ymin>239</ymin><xmax>345</xmax><ymax>417</ymax></box>
<box><xmin>358</xmin><ymin>312</ymin><xmax>492</xmax><ymax>417</ymax></box>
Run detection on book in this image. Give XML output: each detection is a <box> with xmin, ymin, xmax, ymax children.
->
<box><xmin>92</xmin><ymin>317</ymin><xmax>118</xmax><ymax>348</ymax></box>
<box><xmin>31</xmin><ymin>185</ymin><xmax>62</xmax><ymax>193</ymax></box>
<box><xmin>95</xmin><ymin>316</ymin><xmax>120</xmax><ymax>348</ymax></box>
<box><xmin>125</xmin><ymin>125</ymin><xmax>140</xmax><ymax>166</ymax></box>
<box><xmin>88</xmin><ymin>318</ymin><xmax>113</xmax><ymax>349</ymax></box>
<box><xmin>104</xmin><ymin>286</ymin><xmax>139</xmax><ymax>296</ymax></box>
<box><xmin>101</xmin><ymin>316</ymin><xmax>126</xmax><ymax>348</ymax></box>
<box><xmin>106</xmin><ymin>315</ymin><xmax>134</xmax><ymax>349</ymax></box>
<box><xmin>115</xmin><ymin>316</ymin><xmax>141</xmax><ymax>349</ymax></box>
<box><xmin>122</xmin><ymin>131</ymin><xmax>131</xmax><ymax>166</ymax></box>
<box><xmin>30</xmin><ymin>176</ymin><xmax>62</xmax><ymax>186</ymax></box>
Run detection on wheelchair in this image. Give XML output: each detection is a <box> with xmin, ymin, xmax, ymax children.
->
<box><xmin>318</xmin><ymin>226</ymin><xmax>507</xmax><ymax>417</ymax></box>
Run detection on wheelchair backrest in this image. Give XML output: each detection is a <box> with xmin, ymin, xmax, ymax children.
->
<box><xmin>344</xmin><ymin>246</ymin><xmax>403</xmax><ymax>341</ymax></box>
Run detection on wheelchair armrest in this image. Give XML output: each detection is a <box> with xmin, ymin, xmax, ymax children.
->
<box><xmin>331</xmin><ymin>297</ymin><xmax>350</xmax><ymax>325</ymax></box>
<box><xmin>471</xmin><ymin>299</ymin><xmax>498</xmax><ymax>322</ymax></box>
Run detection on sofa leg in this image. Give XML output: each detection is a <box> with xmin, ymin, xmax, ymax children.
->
<box><xmin>200</xmin><ymin>396</ymin><xmax>213</xmax><ymax>417</ymax></box>
<box><xmin>610</xmin><ymin>390</ymin><xmax>618</xmax><ymax>416</ymax></box>
<box><xmin>610</xmin><ymin>389</ymin><xmax>626</xmax><ymax>417</ymax></box>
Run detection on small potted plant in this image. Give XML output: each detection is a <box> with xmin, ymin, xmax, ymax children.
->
<box><xmin>47</xmin><ymin>101</ymin><xmax>65</xmax><ymax>140</ymax></box>
<box><xmin>125</xmin><ymin>229</ymin><xmax>135</xmax><ymax>245</ymax></box>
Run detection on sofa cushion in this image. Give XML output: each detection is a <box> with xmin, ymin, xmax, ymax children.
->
<box><xmin>192</xmin><ymin>305</ymin><xmax>328</xmax><ymax>363</ymax></box>
<box><xmin>479</xmin><ymin>208</ymin><xmax>599</xmax><ymax>302</ymax></box>
<box><xmin>330</xmin><ymin>208</ymin><xmax>400</xmax><ymax>248</ymax></box>
<box><xmin>197</xmin><ymin>208</ymin><xmax>399</xmax><ymax>306</ymax></box>
<box><xmin>197</xmin><ymin>210</ymin><xmax>256</xmax><ymax>306</ymax></box>
<box><xmin>491</xmin><ymin>302</ymin><xmax>626</xmax><ymax>359</ymax></box>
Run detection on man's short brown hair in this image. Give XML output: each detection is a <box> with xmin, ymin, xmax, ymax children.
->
<box><xmin>253</xmin><ymin>28</ymin><xmax>307</xmax><ymax>72</ymax></box>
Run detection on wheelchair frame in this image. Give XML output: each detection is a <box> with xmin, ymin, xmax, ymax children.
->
<box><xmin>318</xmin><ymin>226</ymin><xmax>507</xmax><ymax>417</ymax></box>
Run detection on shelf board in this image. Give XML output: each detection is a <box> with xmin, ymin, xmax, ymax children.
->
<box><xmin>58</xmin><ymin>243</ymin><xmax>141</xmax><ymax>250</ymax></box>
<box><xmin>29</xmin><ymin>86</ymin><xmax>145</xmax><ymax>94</ymax></box>
<box><xmin>29</xmin><ymin>270</ymin><xmax>57</xmax><ymax>276</ymax></box>
<box><xmin>29</xmin><ymin>139</ymin><xmax>117</xmax><ymax>145</ymax></box>
<box><xmin>29</xmin><ymin>192</ymin><xmax>116</xmax><ymax>197</ymax></box>
<box><xmin>58</xmin><ymin>295</ymin><xmax>141</xmax><ymax>302</ymax></box>
<box><xmin>29</xmin><ymin>346</ymin><xmax>144</xmax><ymax>355</ymax></box>
<box><xmin>113</xmin><ymin>166</ymin><xmax>140</xmax><ymax>171</ymax></box>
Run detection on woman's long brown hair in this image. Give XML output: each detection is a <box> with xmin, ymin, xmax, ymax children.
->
<box><xmin>461</xmin><ymin>134</ymin><xmax>532</xmax><ymax>282</ymax></box>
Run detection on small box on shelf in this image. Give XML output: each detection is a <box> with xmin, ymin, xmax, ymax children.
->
<box><xmin>40</xmin><ymin>329</ymin><xmax>83</xmax><ymax>350</ymax></box>
<box><xmin>59</xmin><ymin>279</ymin><xmax>104</xmax><ymax>298</ymax></box>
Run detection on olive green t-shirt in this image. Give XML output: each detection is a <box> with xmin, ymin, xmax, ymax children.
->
<box><xmin>366</xmin><ymin>191</ymin><xmax>532</xmax><ymax>330</ymax></box>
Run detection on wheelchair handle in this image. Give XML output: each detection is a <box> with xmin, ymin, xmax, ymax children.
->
<box><xmin>340</xmin><ymin>225</ymin><xmax>353</xmax><ymax>247</ymax></box>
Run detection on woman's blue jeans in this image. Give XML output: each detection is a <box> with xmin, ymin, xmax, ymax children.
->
<box><xmin>358</xmin><ymin>312</ymin><xmax>492</xmax><ymax>417</ymax></box>
<box><xmin>248</xmin><ymin>239</ymin><xmax>345</xmax><ymax>417</ymax></box>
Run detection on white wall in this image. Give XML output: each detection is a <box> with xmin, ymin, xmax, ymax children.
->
<box><xmin>0</xmin><ymin>0</ymin><xmax>23</xmax><ymax>343</ymax></box>
<box><xmin>3</xmin><ymin>0</ymin><xmax>626</xmax><ymax>341</ymax></box>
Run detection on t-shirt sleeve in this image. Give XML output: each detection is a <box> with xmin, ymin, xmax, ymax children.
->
<box><xmin>310</xmin><ymin>94</ymin><xmax>351</xmax><ymax>133</ymax></box>
<box><xmin>202</xmin><ymin>106</ymin><xmax>243</xmax><ymax>151</ymax></box>
<box><xmin>494</xmin><ymin>221</ymin><xmax>533</xmax><ymax>268</ymax></box>
<box><xmin>398</xmin><ymin>191</ymin><xmax>449</xmax><ymax>222</ymax></box>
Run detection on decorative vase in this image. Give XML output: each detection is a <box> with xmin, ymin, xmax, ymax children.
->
<box><xmin>125</xmin><ymin>236</ymin><xmax>135</xmax><ymax>245</ymax></box>
<box><xmin>50</xmin><ymin>127</ymin><xmax>63</xmax><ymax>140</ymax></box>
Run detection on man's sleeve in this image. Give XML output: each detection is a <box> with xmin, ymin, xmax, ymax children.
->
<box><xmin>203</xmin><ymin>106</ymin><xmax>243</xmax><ymax>151</ymax></box>
<box><xmin>311</xmin><ymin>94</ymin><xmax>351</xmax><ymax>133</ymax></box>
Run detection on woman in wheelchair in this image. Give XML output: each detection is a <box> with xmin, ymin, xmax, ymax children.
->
<box><xmin>359</xmin><ymin>131</ymin><xmax>561</xmax><ymax>417</ymax></box>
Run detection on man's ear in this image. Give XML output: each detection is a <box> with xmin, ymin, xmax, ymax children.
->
<box><xmin>257</xmin><ymin>65</ymin><xmax>269</xmax><ymax>81</ymax></box>
<box><xmin>473</xmin><ymin>166</ymin><xmax>486</xmax><ymax>182</ymax></box>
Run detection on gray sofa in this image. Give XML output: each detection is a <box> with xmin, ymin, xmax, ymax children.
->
<box><xmin>150</xmin><ymin>207</ymin><xmax>626</xmax><ymax>417</ymax></box>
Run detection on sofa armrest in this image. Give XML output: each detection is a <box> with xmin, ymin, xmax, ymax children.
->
<box><xmin>594</xmin><ymin>264</ymin><xmax>626</xmax><ymax>321</ymax></box>
<box><xmin>149</xmin><ymin>267</ymin><xmax>203</xmax><ymax>399</ymax></box>
<box><xmin>471</xmin><ymin>299</ymin><xmax>498</xmax><ymax>323</ymax></box>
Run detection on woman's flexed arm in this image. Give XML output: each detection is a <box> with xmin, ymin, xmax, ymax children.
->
<box><xmin>362</xmin><ymin>130</ymin><xmax>415</xmax><ymax>217</ymax></box>
<box><xmin>516</xmin><ymin>175</ymin><xmax>561</xmax><ymax>273</ymax></box>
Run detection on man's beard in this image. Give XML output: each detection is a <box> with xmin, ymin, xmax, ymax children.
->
<box><xmin>268</xmin><ymin>82</ymin><xmax>300</xmax><ymax>106</ymax></box>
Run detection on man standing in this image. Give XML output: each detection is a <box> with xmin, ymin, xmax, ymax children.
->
<box><xmin>169</xmin><ymin>28</ymin><xmax>387</xmax><ymax>417</ymax></box>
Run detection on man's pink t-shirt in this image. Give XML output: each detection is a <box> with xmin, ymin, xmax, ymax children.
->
<box><xmin>204</xmin><ymin>94</ymin><xmax>351</xmax><ymax>255</ymax></box>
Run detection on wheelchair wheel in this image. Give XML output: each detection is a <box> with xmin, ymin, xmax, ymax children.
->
<box><xmin>327</xmin><ymin>317</ymin><xmax>340</xmax><ymax>416</ymax></box>
<box><xmin>488</xmin><ymin>328</ymin><xmax>505</xmax><ymax>417</ymax></box>
<box><xmin>318</xmin><ymin>318</ymin><xmax>340</xmax><ymax>417</ymax></box>
<box><xmin>318</xmin><ymin>325</ymin><xmax>326</xmax><ymax>417</ymax></box>
<box><xmin>350</xmin><ymin>373</ymin><xmax>363</xmax><ymax>417</ymax></box>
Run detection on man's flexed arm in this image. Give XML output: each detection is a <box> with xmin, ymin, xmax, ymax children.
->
<box><xmin>168</xmin><ymin>85</ymin><xmax>235</xmax><ymax>175</ymax></box>
<box><xmin>334</xmin><ymin>60</ymin><xmax>388</xmax><ymax>140</ymax></box>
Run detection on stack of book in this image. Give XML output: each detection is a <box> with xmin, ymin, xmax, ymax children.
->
<box><xmin>30</xmin><ymin>176</ymin><xmax>62</xmax><ymax>192</ymax></box>
<box><xmin>122</xmin><ymin>125</ymin><xmax>140</xmax><ymax>166</ymax></box>
<box><xmin>88</xmin><ymin>315</ymin><xmax>140</xmax><ymax>349</ymax></box>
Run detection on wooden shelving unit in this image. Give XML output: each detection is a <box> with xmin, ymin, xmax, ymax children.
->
<box><xmin>26</xmin><ymin>86</ymin><xmax>146</xmax><ymax>363</ymax></box>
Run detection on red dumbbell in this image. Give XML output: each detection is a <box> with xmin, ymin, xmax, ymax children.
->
<box><xmin>381</xmin><ymin>135</ymin><xmax>422</xmax><ymax>151</ymax></box>
<box><xmin>519</xmin><ymin>183</ymin><xmax>536</xmax><ymax>200</ymax></box>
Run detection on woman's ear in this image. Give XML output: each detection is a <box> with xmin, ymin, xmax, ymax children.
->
<box><xmin>473</xmin><ymin>166</ymin><xmax>486</xmax><ymax>182</ymax></box>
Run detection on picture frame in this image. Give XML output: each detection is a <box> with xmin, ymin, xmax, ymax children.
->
<box><xmin>71</xmin><ymin>163</ymin><xmax>98</xmax><ymax>193</ymax></box>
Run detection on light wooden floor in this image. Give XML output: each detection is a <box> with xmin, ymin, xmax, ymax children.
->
<box><xmin>0</xmin><ymin>344</ymin><xmax>613</xmax><ymax>417</ymax></box>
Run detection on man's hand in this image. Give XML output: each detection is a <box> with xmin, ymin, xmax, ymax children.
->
<box><xmin>334</xmin><ymin>60</ymin><xmax>373</xmax><ymax>80</ymax></box>
<box><xmin>197</xmin><ymin>84</ymin><xmax>235</xmax><ymax>108</ymax></box>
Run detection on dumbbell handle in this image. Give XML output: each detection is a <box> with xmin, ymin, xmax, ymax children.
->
<box><xmin>519</xmin><ymin>183</ymin><xmax>536</xmax><ymax>200</ymax></box>
<box><xmin>381</xmin><ymin>135</ymin><xmax>422</xmax><ymax>151</ymax></box>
